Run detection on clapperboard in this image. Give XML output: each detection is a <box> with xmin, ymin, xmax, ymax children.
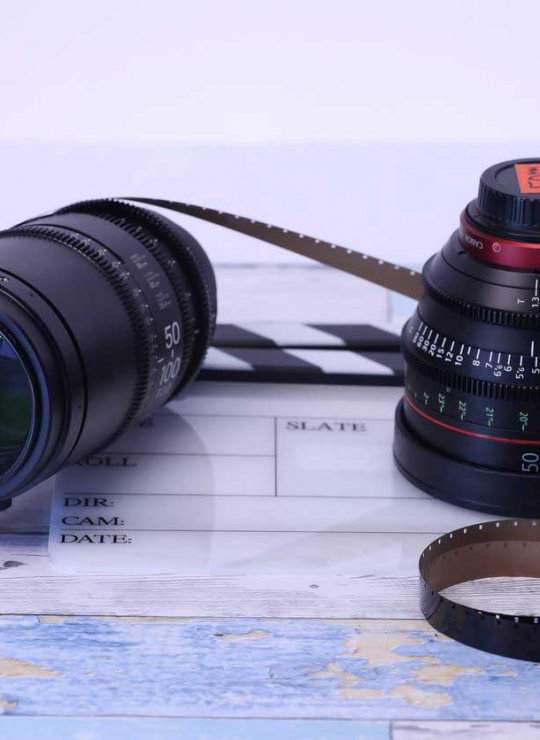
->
<box><xmin>200</xmin><ymin>323</ymin><xmax>403</xmax><ymax>385</ymax></box>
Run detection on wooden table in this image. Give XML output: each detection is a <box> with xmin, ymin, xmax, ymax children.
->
<box><xmin>0</xmin><ymin>266</ymin><xmax>538</xmax><ymax>740</ymax></box>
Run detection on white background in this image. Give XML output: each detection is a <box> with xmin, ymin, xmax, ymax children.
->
<box><xmin>0</xmin><ymin>1</ymin><xmax>538</xmax><ymax>265</ymax></box>
<box><xmin>1</xmin><ymin>0</ymin><xmax>537</xmax><ymax>145</ymax></box>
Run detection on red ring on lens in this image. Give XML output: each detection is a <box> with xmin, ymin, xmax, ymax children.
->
<box><xmin>405</xmin><ymin>396</ymin><xmax>540</xmax><ymax>445</ymax></box>
<box><xmin>459</xmin><ymin>212</ymin><xmax>540</xmax><ymax>270</ymax></box>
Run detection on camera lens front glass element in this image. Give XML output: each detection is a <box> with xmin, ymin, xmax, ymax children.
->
<box><xmin>0</xmin><ymin>330</ymin><xmax>33</xmax><ymax>476</ymax></box>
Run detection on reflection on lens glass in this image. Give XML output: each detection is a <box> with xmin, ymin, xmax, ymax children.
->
<box><xmin>0</xmin><ymin>333</ymin><xmax>32</xmax><ymax>475</ymax></box>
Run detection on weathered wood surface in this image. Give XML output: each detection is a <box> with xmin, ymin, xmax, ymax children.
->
<box><xmin>1</xmin><ymin>534</ymin><xmax>540</xmax><ymax>618</ymax></box>
<box><xmin>0</xmin><ymin>718</ymin><xmax>539</xmax><ymax>739</ymax></box>
<box><xmin>0</xmin><ymin>533</ymin><xmax>420</xmax><ymax>618</ymax></box>
<box><xmin>0</xmin><ymin>717</ymin><xmax>390</xmax><ymax>739</ymax></box>
<box><xmin>394</xmin><ymin>722</ymin><xmax>540</xmax><ymax>739</ymax></box>
<box><xmin>0</xmin><ymin>616</ymin><xmax>536</xmax><ymax>722</ymax></box>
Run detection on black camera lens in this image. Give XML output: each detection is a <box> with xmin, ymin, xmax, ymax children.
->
<box><xmin>394</xmin><ymin>159</ymin><xmax>540</xmax><ymax>516</ymax></box>
<box><xmin>0</xmin><ymin>199</ymin><xmax>216</xmax><ymax>507</ymax></box>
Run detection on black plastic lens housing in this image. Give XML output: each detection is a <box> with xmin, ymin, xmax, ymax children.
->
<box><xmin>394</xmin><ymin>159</ymin><xmax>540</xmax><ymax>516</ymax></box>
<box><xmin>0</xmin><ymin>199</ymin><xmax>216</xmax><ymax>506</ymax></box>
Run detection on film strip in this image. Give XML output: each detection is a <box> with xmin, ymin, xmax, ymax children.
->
<box><xmin>123</xmin><ymin>198</ymin><xmax>424</xmax><ymax>300</ymax></box>
<box><xmin>420</xmin><ymin>520</ymin><xmax>540</xmax><ymax>662</ymax></box>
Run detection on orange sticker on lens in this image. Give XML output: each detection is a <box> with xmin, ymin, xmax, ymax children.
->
<box><xmin>515</xmin><ymin>163</ymin><xmax>540</xmax><ymax>194</ymax></box>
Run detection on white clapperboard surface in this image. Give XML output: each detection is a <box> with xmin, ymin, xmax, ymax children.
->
<box><xmin>49</xmin><ymin>318</ymin><xmax>498</xmax><ymax>577</ymax></box>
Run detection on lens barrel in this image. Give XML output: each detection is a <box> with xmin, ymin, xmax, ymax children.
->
<box><xmin>394</xmin><ymin>159</ymin><xmax>540</xmax><ymax>516</ymax></box>
<box><xmin>0</xmin><ymin>199</ymin><xmax>216</xmax><ymax>505</ymax></box>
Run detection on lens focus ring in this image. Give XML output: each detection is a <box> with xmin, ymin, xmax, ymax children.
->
<box><xmin>6</xmin><ymin>222</ymin><xmax>154</xmax><ymax>430</ymax></box>
<box><xmin>56</xmin><ymin>199</ymin><xmax>217</xmax><ymax>392</ymax></box>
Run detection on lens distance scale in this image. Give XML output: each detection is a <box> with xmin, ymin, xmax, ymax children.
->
<box><xmin>405</xmin><ymin>313</ymin><xmax>540</xmax><ymax>388</ymax></box>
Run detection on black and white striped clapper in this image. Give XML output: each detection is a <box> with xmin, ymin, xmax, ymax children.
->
<box><xmin>200</xmin><ymin>323</ymin><xmax>403</xmax><ymax>386</ymax></box>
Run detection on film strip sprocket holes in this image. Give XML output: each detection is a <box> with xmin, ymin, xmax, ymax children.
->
<box><xmin>420</xmin><ymin>519</ymin><xmax>540</xmax><ymax>662</ymax></box>
<box><xmin>123</xmin><ymin>198</ymin><xmax>424</xmax><ymax>300</ymax></box>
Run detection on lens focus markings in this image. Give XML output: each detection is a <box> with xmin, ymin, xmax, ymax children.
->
<box><xmin>407</xmin><ymin>315</ymin><xmax>540</xmax><ymax>386</ymax></box>
<box><xmin>405</xmin><ymin>366</ymin><xmax>540</xmax><ymax>435</ymax></box>
<box><xmin>404</xmin><ymin>311</ymin><xmax>540</xmax><ymax>434</ymax></box>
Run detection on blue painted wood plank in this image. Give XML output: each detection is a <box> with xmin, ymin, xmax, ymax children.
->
<box><xmin>0</xmin><ymin>717</ymin><xmax>389</xmax><ymax>740</ymax></box>
<box><xmin>0</xmin><ymin>616</ymin><xmax>537</xmax><ymax>720</ymax></box>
